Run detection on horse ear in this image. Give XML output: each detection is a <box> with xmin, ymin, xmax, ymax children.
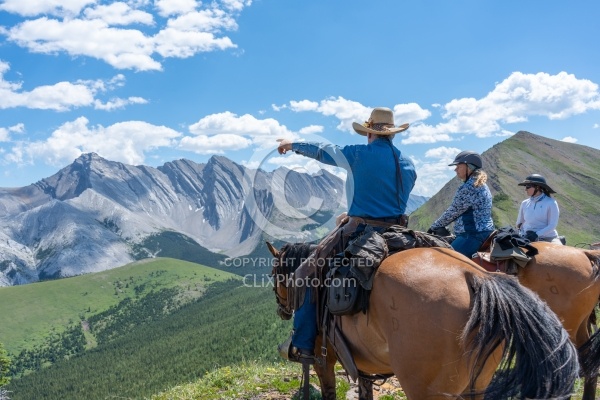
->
<box><xmin>266</xmin><ymin>241</ymin><xmax>279</xmax><ymax>257</ymax></box>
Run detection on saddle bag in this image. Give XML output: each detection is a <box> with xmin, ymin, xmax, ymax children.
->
<box><xmin>326</xmin><ymin>261</ymin><xmax>363</xmax><ymax>316</ymax></box>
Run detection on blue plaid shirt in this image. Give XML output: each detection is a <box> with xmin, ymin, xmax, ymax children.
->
<box><xmin>431</xmin><ymin>176</ymin><xmax>494</xmax><ymax>234</ymax></box>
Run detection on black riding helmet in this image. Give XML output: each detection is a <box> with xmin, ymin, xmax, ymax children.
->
<box><xmin>518</xmin><ymin>174</ymin><xmax>556</xmax><ymax>194</ymax></box>
<box><xmin>448</xmin><ymin>151</ymin><xmax>483</xmax><ymax>169</ymax></box>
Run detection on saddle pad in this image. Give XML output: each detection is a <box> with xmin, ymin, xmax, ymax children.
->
<box><xmin>472</xmin><ymin>252</ymin><xmax>508</xmax><ymax>273</ymax></box>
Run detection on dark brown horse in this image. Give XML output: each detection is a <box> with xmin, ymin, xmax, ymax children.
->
<box><xmin>269</xmin><ymin>242</ymin><xmax>579</xmax><ymax>400</ymax></box>
<box><xmin>515</xmin><ymin>242</ymin><xmax>600</xmax><ymax>400</ymax></box>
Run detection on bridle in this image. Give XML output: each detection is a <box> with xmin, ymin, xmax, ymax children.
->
<box><xmin>269</xmin><ymin>242</ymin><xmax>317</xmax><ymax>320</ymax></box>
<box><xmin>271</xmin><ymin>248</ymin><xmax>294</xmax><ymax>320</ymax></box>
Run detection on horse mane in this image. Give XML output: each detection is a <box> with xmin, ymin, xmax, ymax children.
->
<box><xmin>280</xmin><ymin>242</ymin><xmax>317</xmax><ymax>272</ymax></box>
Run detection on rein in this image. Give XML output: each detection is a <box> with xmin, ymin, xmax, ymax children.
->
<box><xmin>272</xmin><ymin>243</ymin><xmax>316</xmax><ymax>320</ymax></box>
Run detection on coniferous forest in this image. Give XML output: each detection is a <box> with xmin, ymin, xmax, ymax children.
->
<box><xmin>6</xmin><ymin>279</ymin><xmax>290</xmax><ymax>399</ymax></box>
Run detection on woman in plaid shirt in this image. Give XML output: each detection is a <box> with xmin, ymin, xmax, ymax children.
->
<box><xmin>428</xmin><ymin>151</ymin><xmax>495</xmax><ymax>258</ymax></box>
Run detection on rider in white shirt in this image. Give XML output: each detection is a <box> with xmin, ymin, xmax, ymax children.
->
<box><xmin>516</xmin><ymin>174</ymin><xmax>563</xmax><ymax>245</ymax></box>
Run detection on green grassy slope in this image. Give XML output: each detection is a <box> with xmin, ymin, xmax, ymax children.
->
<box><xmin>0</xmin><ymin>257</ymin><xmax>237</xmax><ymax>354</ymax></box>
<box><xmin>409</xmin><ymin>131</ymin><xmax>600</xmax><ymax>245</ymax></box>
<box><xmin>6</xmin><ymin>281</ymin><xmax>291</xmax><ymax>400</ymax></box>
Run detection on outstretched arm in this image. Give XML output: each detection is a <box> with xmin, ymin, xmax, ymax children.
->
<box><xmin>277</xmin><ymin>139</ymin><xmax>292</xmax><ymax>154</ymax></box>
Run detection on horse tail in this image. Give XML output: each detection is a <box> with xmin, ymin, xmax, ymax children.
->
<box><xmin>582</xmin><ymin>249</ymin><xmax>600</xmax><ymax>280</ymax></box>
<box><xmin>577</xmin><ymin>249</ymin><xmax>600</xmax><ymax>379</ymax></box>
<box><xmin>463</xmin><ymin>273</ymin><xmax>579</xmax><ymax>400</ymax></box>
<box><xmin>579</xmin><ymin>325</ymin><xmax>600</xmax><ymax>380</ymax></box>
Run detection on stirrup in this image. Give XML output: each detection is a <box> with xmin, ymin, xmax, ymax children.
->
<box><xmin>278</xmin><ymin>334</ymin><xmax>314</xmax><ymax>364</ymax></box>
<box><xmin>278</xmin><ymin>334</ymin><xmax>294</xmax><ymax>360</ymax></box>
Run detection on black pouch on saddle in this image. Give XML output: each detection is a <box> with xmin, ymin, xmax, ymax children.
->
<box><xmin>326</xmin><ymin>258</ymin><xmax>363</xmax><ymax>316</ymax></box>
<box><xmin>326</xmin><ymin>229</ymin><xmax>387</xmax><ymax>316</ymax></box>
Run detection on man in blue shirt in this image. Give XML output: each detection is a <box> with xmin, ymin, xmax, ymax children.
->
<box><xmin>276</xmin><ymin>107</ymin><xmax>417</xmax><ymax>361</ymax></box>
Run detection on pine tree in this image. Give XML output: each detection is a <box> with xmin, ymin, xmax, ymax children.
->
<box><xmin>0</xmin><ymin>342</ymin><xmax>10</xmax><ymax>387</ymax></box>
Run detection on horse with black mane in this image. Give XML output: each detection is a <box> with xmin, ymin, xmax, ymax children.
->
<box><xmin>268</xmin><ymin>241</ymin><xmax>579</xmax><ymax>400</ymax></box>
<box><xmin>512</xmin><ymin>242</ymin><xmax>600</xmax><ymax>400</ymax></box>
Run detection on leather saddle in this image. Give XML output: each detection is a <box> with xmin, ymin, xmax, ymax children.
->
<box><xmin>471</xmin><ymin>231</ymin><xmax>519</xmax><ymax>274</ymax></box>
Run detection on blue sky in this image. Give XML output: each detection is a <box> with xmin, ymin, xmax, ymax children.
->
<box><xmin>0</xmin><ymin>0</ymin><xmax>599</xmax><ymax>196</ymax></box>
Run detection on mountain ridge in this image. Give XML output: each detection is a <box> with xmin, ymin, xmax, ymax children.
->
<box><xmin>0</xmin><ymin>153</ymin><xmax>428</xmax><ymax>286</ymax></box>
<box><xmin>408</xmin><ymin>131</ymin><xmax>600</xmax><ymax>245</ymax></box>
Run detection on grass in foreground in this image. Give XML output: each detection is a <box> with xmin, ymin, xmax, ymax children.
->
<box><xmin>150</xmin><ymin>361</ymin><xmax>596</xmax><ymax>400</ymax></box>
<box><xmin>151</xmin><ymin>361</ymin><xmax>351</xmax><ymax>400</ymax></box>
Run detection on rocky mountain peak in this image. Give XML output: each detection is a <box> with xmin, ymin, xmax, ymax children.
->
<box><xmin>0</xmin><ymin>153</ymin><xmax>429</xmax><ymax>286</ymax></box>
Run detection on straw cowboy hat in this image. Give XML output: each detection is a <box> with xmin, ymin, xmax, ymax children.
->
<box><xmin>518</xmin><ymin>174</ymin><xmax>557</xmax><ymax>194</ymax></box>
<box><xmin>352</xmin><ymin>107</ymin><xmax>409</xmax><ymax>136</ymax></box>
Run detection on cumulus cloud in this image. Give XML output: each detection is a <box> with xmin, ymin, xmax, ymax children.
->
<box><xmin>0</xmin><ymin>0</ymin><xmax>250</xmax><ymax>71</ymax></box>
<box><xmin>5</xmin><ymin>117</ymin><xmax>181</xmax><ymax>166</ymax></box>
<box><xmin>0</xmin><ymin>62</ymin><xmax>146</xmax><ymax>111</ymax></box>
<box><xmin>179</xmin><ymin>133</ymin><xmax>252</xmax><ymax>154</ymax></box>
<box><xmin>186</xmin><ymin>111</ymin><xmax>296</xmax><ymax>149</ymax></box>
<box><xmin>403</xmin><ymin>71</ymin><xmax>600</xmax><ymax>144</ymax></box>
<box><xmin>155</xmin><ymin>0</ymin><xmax>198</xmax><ymax>17</ymax></box>
<box><xmin>0</xmin><ymin>0</ymin><xmax>95</xmax><ymax>17</ymax></box>
<box><xmin>0</xmin><ymin>128</ymin><xmax>10</xmax><ymax>142</ymax></box>
<box><xmin>0</xmin><ymin>123</ymin><xmax>25</xmax><ymax>142</ymax></box>
<box><xmin>561</xmin><ymin>136</ymin><xmax>578</xmax><ymax>143</ymax></box>
<box><xmin>298</xmin><ymin>125</ymin><xmax>323</xmax><ymax>135</ymax></box>
<box><xmin>83</xmin><ymin>2</ymin><xmax>154</xmax><ymax>25</ymax></box>
<box><xmin>288</xmin><ymin>96</ymin><xmax>432</xmax><ymax>135</ymax></box>
<box><xmin>410</xmin><ymin>146</ymin><xmax>462</xmax><ymax>197</ymax></box>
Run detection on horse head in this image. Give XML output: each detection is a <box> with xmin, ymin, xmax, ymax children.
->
<box><xmin>266</xmin><ymin>241</ymin><xmax>316</xmax><ymax>321</ymax></box>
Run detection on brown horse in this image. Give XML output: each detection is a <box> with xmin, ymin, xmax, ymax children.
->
<box><xmin>515</xmin><ymin>242</ymin><xmax>600</xmax><ymax>400</ymax></box>
<box><xmin>268</xmin><ymin>242</ymin><xmax>579</xmax><ymax>400</ymax></box>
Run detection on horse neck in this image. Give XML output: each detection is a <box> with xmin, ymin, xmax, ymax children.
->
<box><xmin>281</xmin><ymin>243</ymin><xmax>317</xmax><ymax>273</ymax></box>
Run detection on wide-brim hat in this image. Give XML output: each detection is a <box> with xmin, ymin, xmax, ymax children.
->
<box><xmin>518</xmin><ymin>174</ymin><xmax>556</xmax><ymax>194</ymax></box>
<box><xmin>352</xmin><ymin>107</ymin><xmax>409</xmax><ymax>136</ymax></box>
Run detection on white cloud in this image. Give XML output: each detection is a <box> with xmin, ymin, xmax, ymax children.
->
<box><xmin>221</xmin><ymin>0</ymin><xmax>252</xmax><ymax>12</ymax></box>
<box><xmin>187</xmin><ymin>111</ymin><xmax>296</xmax><ymax>150</ymax></box>
<box><xmin>289</xmin><ymin>100</ymin><xmax>319</xmax><ymax>112</ymax></box>
<box><xmin>0</xmin><ymin>0</ymin><xmax>250</xmax><ymax>71</ymax></box>
<box><xmin>424</xmin><ymin>146</ymin><xmax>462</xmax><ymax>161</ymax></box>
<box><xmin>271</xmin><ymin>103</ymin><xmax>287</xmax><ymax>112</ymax></box>
<box><xmin>403</xmin><ymin>71</ymin><xmax>600</xmax><ymax>144</ymax></box>
<box><xmin>289</xmin><ymin>96</ymin><xmax>432</xmax><ymax>135</ymax></box>
<box><xmin>179</xmin><ymin>133</ymin><xmax>252</xmax><ymax>154</ymax></box>
<box><xmin>393</xmin><ymin>103</ymin><xmax>432</xmax><ymax>124</ymax></box>
<box><xmin>155</xmin><ymin>0</ymin><xmax>198</xmax><ymax>17</ymax></box>
<box><xmin>402</xmin><ymin>124</ymin><xmax>453</xmax><ymax>144</ymax></box>
<box><xmin>298</xmin><ymin>125</ymin><xmax>323</xmax><ymax>135</ymax></box>
<box><xmin>0</xmin><ymin>0</ymin><xmax>95</xmax><ymax>17</ymax></box>
<box><xmin>7</xmin><ymin>18</ymin><xmax>161</xmax><ymax>71</ymax></box>
<box><xmin>166</xmin><ymin>9</ymin><xmax>238</xmax><ymax>32</ymax></box>
<box><xmin>94</xmin><ymin>96</ymin><xmax>148</xmax><ymax>111</ymax></box>
<box><xmin>0</xmin><ymin>123</ymin><xmax>25</xmax><ymax>142</ymax></box>
<box><xmin>593</xmin><ymin>123</ymin><xmax>599</xmax><ymax>129</ymax></box>
<box><xmin>561</xmin><ymin>136</ymin><xmax>578</xmax><ymax>143</ymax></box>
<box><xmin>0</xmin><ymin>63</ymin><xmax>146</xmax><ymax>111</ymax></box>
<box><xmin>5</xmin><ymin>117</ymin><xmax>181</xmax><ymax>166</ymax></box>
<box><xmin>311</xmin><ymin>97</ymin><xmax>369</xmax><ymax>132</ymax></box>
<box><xmin>154</xmin><ymin>28</ymin><xmax>235</xmax><ymax>58</ymax></box>
<box><xmin>0</xmin><ymin>128</ymin><xmax>9</xmax><ymax>142</ymax></box>
<box><xmin>410</xmin><ymin>146</ymin><xmax>462</xmax><ymax>197</ymax></box>
<box><xmin>83</xmin><ymin>3</ymin><xmax>154</xmax><ymax>25</ymax></box>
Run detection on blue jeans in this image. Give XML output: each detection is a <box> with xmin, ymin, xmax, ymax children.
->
<box><xmin>451</xmin><ymin>231</ymin><xmax>493</xmax><ymax>259</ymax></box>
<box><xmin>292</xmin><ymin>287</ymin><xmax>318</xmax><ymax>352</ymax></box>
